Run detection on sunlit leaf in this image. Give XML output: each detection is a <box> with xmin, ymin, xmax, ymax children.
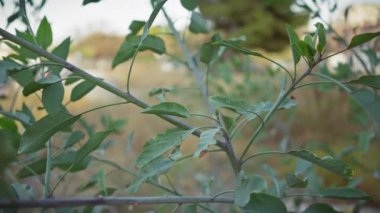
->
<box><xmin>70</xmin><ymin>80</ymin><xmax>96</xmax><ymax>102</ymax></box>
<box><xmin>242</xmin><ymin>193</ymin><xmax>287</xmax><ymax>213</ymax></box>
<box><xmin>135</xmin><ymin>129</ymin><xmax>193</xmax><ymax>168</ymax></box>
<box><xmin>128</xmin><ymin>157</ymin><xmax>173</xmax><ymax>193</ymax></box>
<box><xmin>19</xmin><ymin>113</ymin><xmax>81</xmax><ymax>154</ymax></box>
<box><xmin>36</xmin><ymin>16</ymin><xmax>52</xmax><ymax>49</ymax></box>
<box><xmin>289</xmin><ymin>150</ymin><xmax>353</xmax><ymax>179</ymax></box>
<box><xmin>194</xmin><ymin>128</ymin><xmax>220</xmax><ymax>158</ymax></box>
<box><xmin>348</xmin><ymin>32</ymin><xmax>380</xmax><ymax>49</ymax></box>
<box><xmin>142</xmin><ymin>102</ymin><xmax>189</xmax><ymax>118</ymax></box>
<box><xmin>235</xmin><ymin>172</ymin><xmax>267</xmax><ymax>207</ymax></box>
<box><xmin>303</xmin><ymin>203</ymin><xmax>339</xmax><ymax>213</ymax></box>
<box><xmin>180</xmin><ymin>0</ymin><xmax>198</xmax><ymax>10</ymax></box>
<box><xmin>189</xmin><ymin>12</ymin><xmax>209</xmax><ymax>34</ymax></box>
<box><xmin>320</xmin><ymin>187</ymin><xmax>371</xmax><ymax>200</ymax></box>
<box><xmin>348</xmin><ymin>75</ymin><xmax>380</xmax><ymax>89</ymax></box>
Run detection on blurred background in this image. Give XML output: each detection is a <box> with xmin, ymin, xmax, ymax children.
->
<box><xmin>1</xmin><ymin>0</ymin><xmax>380</xmax><ymax>212</ymax></box>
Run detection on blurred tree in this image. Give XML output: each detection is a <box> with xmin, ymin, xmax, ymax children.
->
<box><xmin>199</xmin><ymin>0</ymin><xmax>308</xmax><ymax>51</ymax></box>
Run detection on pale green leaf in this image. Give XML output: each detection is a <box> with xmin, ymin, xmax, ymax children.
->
<box><xmin>189</xmin><ymin>12</ymin><xmax>209</xmax><ymax>34</ymax></box>
<box><xmin>235</xmin><ymin>172</ymin><xmax>267</xmax><ymax>207</ymax></box>
<box><xmin>135</xmin><ymin>129</ymin><xmax>193</xmax><ymax>168</ymax></box>
<box><xmin>289</xmin><ymin>150</ymin><xmax>353</xmax><ymax>179</ymax></box>
<box><xmin>19</xmin><ymin>113</ymin><xmax>81</xmax><ymax>154</ymax></box>
<box><xmin>128</xmin><ymin>157</ymin><xmax>173</xmax><ymax>193</ymax></box>
<box><xmin>194</xmin><ymin>128</ymin><xmax>220</xmax><ymax>158</ymax></box>
<box><xmin>36</xmin><ymin>16</ymin><xmax>53</xmax><ymax>49</ymax></box>
<box><xmin>142</xmin><ymin>102</ymin><xmax>189</xmax><ymax>118</ymax></box>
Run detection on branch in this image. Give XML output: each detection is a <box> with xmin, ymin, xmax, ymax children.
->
<box><xmin>0</xmin><ymin>196</ymin><xmax>233</xmax><ymax>208</ymax></box>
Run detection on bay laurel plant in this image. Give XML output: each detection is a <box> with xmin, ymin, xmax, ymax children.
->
<box><xmin>0</xmin><ymin>0</ymin><xmax>379</xmax><ymax>212</ymax></box>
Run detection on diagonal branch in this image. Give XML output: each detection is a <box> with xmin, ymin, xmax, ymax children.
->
<box><xmin>0</xmin><ymin>196</ymin><xmax>233</xmax><ymax>208</ymax></box>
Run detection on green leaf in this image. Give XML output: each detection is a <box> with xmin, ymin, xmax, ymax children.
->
<box><xmin>50</xmin><ymin>37</ymin><xmax>71</xmax><ymax>74</ymax></box>
<box><xmin>82</xmin><ymin>0</ymin><xmax>102</xmax><ymax>5</ymax></box>
<box><xmin>285</xmin><ymin>174</ymin><xmax>308</xmax><ymax>188</ymax></box>
<box><xmin>315</xmin><ymin>23</ymin><xmax>326</xmax><ymax>53</ymax></box>
<box><xmin>348</xmin><ymin>75</ymin><xmax>380</xmax><ymax>89</ymax></box>
<box><xmin>128</xmin><ymin>157</ymin><xmax>173</xmax><ymax>193</ymax></box>
<box><xmin>75</xmin><ymin>130</ymin><xmax>112</xmax><ymax>163</ymax></box>
<box><xmin>242</xmin><ymin>193</ymin><xmax>287</xmax><ymax>213</ymax></box>
<box><xmin>54</xmin><ymin>152</ymin><xmax>91</xmax><ymax>172</ymax></box>
<box><xmin>214</xmin><ymin>40</ymin><xmax>263</xmax><ymax>57</ymax></box>
<box><xmin>17</xmin><ymin>158</ymin><xmax>47</xmax><ymax>178</ymax></box>
<box><xmin>16</xmin><ymin>30</ymin><xmax>39</xmax><ymax>59</ymax></box>
<box><xmin>235</xmin><ymin>172</ymin><xmax>267</xmax><ymax>207</ymax></box>
<box><xmin>189</xmin><ymin>12</ymin><xmax>209</xmax><ymax>34</ymax></box>
<box><xmin>194</xmin><ymin>128</ymin><xmax>220</xmax><ymax>158</ymax></box>
<box><xmin>320</xmin><ymin>187</ymin><xmax>371</xmax><ymax>200</ymax></box>
<box><xmin>129</xmin><ymin>20</ymin><xmax>145</xmax><ymax>35</ymax></box>
<box><xmin>285</xmin><ymin>24</ymin><xmax>301</xmax><ymax>65</ymax></box>
<box><xmin>298</xmin><ymin>40</ymin><xmax>316</xmax><ymax>63</ymax></box>
<box><xmin>0</xmin><ymin>129</ymin><xmax>19</xmax><ymax>171</ymax></box>
<box><xmin>65</xmin><ymin>73</ymin><xmax>82</xmax><ymax>85</ymax></box>
<box><xmin>348</xmin><ymin>32</ymin><xmax>380</xmax><ymax>49</ymax></box>
<box><xmin>139</xmin><ymin>35</ymin><xmax>166</xmax><ymax>54</ymax></box>
<box><xmin>19</xmin><ymin>113</ymin><xmax>81</xmax><ymax>154</ymax></box>
<box><xmin>142</xmin><ymin>102</ymin><xmax>189</xmax><ymax>118</ymax></box>
<box><xmin>180</xmin><ymin>0</ymin><xmax>198</xmax><ymax>10</ymax></box>
<box><xmin>0</xmin><ymin>180</ymin><xmax>18</xmax><ymax>200</ymax></box>
<box><xmin>36</xmin><ymin>16</ymin><xmax>53</xmax><ymax>49</ymax></box>
<box><xmin>200</xmin><ymin>42</ymin><xmax>217</xmax><ymax>65</ymax></box>
<box><xmin>63</xmin><ymin>131</ymin><xmax>85</xmax><ymax>148</ymax></box>
<box><xmin>351</xmin><ymin>88</ymin><xmax>380</xmax><ymax>132</ymax></box>
<box><xmin>9</xmin><ymin>67</ymin><xmax>35</xmax><ymax>87</ymax></box>
<box><xmin>42</xmin><ymin>82</ymin><xmax>65</xmax><ymax>114</ymax></box>
<box><xmin>22</xmin><ymin>75</ymin><xmax>61</xmax><ymax>96</ymax></box>
<box><xmin>184</xmin><ymin>204</ymin><xmax>197</xmax><ymax>213</ymax></box>
<box><xmin>135</xmin><ymin>129</ymin><xmax>193</xmax><ymax>168</ymax></box>
<box><xmin>289</xmin><ymin>150</ymin><xmax>353</xmax><ymax>179</ymax></box>
<box><xmin>303</xmin><ymin>203</ymin><xmax>339</xmax><ymax>213</ymax></box>
<box><xmin>357</xmin><ymin>131</ymin><xmax>374</xmax><ymax>153</ymax></box>
<box><xmin>70</xmin><ymin>80</ymin><xmax>96</xmax><ymax>102</ymax></box>
<box><xmin>0</xmin><ymin>60</ymin><xmax>22</xmax><ymax>85</ymax></box>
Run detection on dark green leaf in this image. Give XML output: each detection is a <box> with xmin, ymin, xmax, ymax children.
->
<box><xmin>36</xmin><ymin>16</ymin><xmax>53</xmax><ymax>49</ymax></box>
<box><xmin>200</xmin><ymin>42</ymin><xmax>217</xmax><ymax>65</ymax></box>
<box><xmin>0</xmin><ymin>110</ymin><xmax>32</xmax><ymax>127</ymax></box>
<box><xmin>17</xmin><ymin>158</ymin><xmax>47</xmax><ymax>178</ymax></box>
<box><xmin>235</xmin><ymin>173</ymin><xmax>267</xmax><ymax>207</ymax></box>
<box><xmin>285</xmin><ymin>174</ymin><xmax>308</xmax><ymax>188</ymax></box>
<box><xmin>82</xmin><ymin>0</ymin><xmax>102</xmax><ymax>5</ymax></box>
<box><xmin>142</xmin><ymin>102</ymin><xmax>189</xmax><ymax>118</ymax></box>
<box><xmin>19</xmin><ymin>112</ymin><xmax>81</xmax><ymax>154</ymax></box>
<box><xmin>348</xmin><ymin>32</ymin><xmax>380</xmax><ymax>49</ymax></box>
<box><xmin>0</xmin><ymin>60</ymin><xmax>22</xmax><ymax>85</ymax></box>
<box><xmin>303</xmin><ymin>203</ymin><xmax>339</xmax><ymax>213</ymax></box>
<box><xmin>64</xmin><ymin>131</ymin><xmax>85</xmax><ymax>148</ymax></box>
<box><xmin>184</xmin><ymin>204</ymin><xmax>197</xmax><ymax>213</ymax></box>
<box><xmin>242</xmin><ymin>193</ymin><xmax>287</xmax><ymax>213</ymax></box>
<box><xmin>16</xmin><ymin>30</ymin><xmax>39</xmax><ymax>59</ymax></box>
<box><xmin>129</xmin><ymin>20</ymin><xmax>145</xmax><ymax>35</ymax></box>
<box><xmin>128</xmin><ymin>157</ymin><xmax>173</xmax><ymax>193</ymax></box>
<box><xmin>75</xmin><ymin>130</ymin><xmax>112</xmax><ymax>163</ymax></box>
<box><xmin>189</xmin><ymin>12</ymin><xmax>209</xmax><ymax>34</ymax></box>
<box><xmin>139</xmin><ymin>35</ymin><xmax>166</xmax><ymax>54</ymax></box>
<box><xmin>0</xmin><ymin>129</ymin><xmax>19</xmax><ymax>171</ymax></box>
<box><xmin>298</xmin><ymin>40</ymin><xmax>316</xmax><ymax>63</ymax></box>
<box><xmin>315</xmin><ymin>23</ymin><xmax>326</xmax><ymax>53</ymax></box>
<box><xmin>9</xmin><ymin>67</ymin><xmax>35</xmax><ymax>87</ymax></box>
<box><xmin>286</xmin><ymin>24</ymin><xmax>301</xmax><ymax>65</ymax></box>
<box><xmin>320</xmin><ymin>187</ymin><xmax>371</xmax><ymax>200</ymax></box>
<box><xmin>214</xmin><ymin>40</ymin><xmax>263</xmax><ymax>57</ymax></box>
<box><xmin>348</xmin><ymin>75</ymin><xmax>380</xmax><ymax>89</ymax></box>
<box><xmin>54</xmin><ymin>152</ymin><xmax>91</xmax><ymax>172</ymax></box>
<box><xmin>50</xmin><ymin>37</ymin><xmax>71</xmax><ymax>74</ymax></box>
<box><xmin>351</xmin><ymin>88</ymin><xmax>380</xmax><ymax>132</ymax></box>
<box><xmin>289</xmin><ymin>150</ymin><xmax>353</xmax><ymax>179</ymax></box>
<box><xmin>42</xmin><ymin>82</ymin><xmax>65</xmax><ymax>114</ymax></box>
<box><xmin>135</xmin><ymin>129</ymin><xmax>193</xmax><ymax>168</ymax></box>
<box><xmin>64</xmin><ymin>73</ymin><xmax>82</xmax><ymax>85</ymax></box>
<box><xmin>180</xmin><ymin>0</ymin><xmax>198</xmax><ymax>10</ymax></box>
<box><xmin>0</xmin><ymin>180</ymin><xmax>18</xmax><ymax>200</ymax></box>
<box><xmin>22</xmin><ymin>75</ymin><xmax>61</xmax><ymax>96</ymax></box>
<box><xmin>194</xmin><ymin>128</ymin><xmax>220</xmax><ymax>158</ymax></box>
<box><xmin>70</xmin><ymin>80</ymin><xmax>96</xmax><ymax>102</ymax></box>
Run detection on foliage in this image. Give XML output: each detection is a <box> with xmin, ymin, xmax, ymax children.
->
<box><xmin>0</xmin><ymin>0</ymin><xmax>379</xmax><ymax>212</ymax></box>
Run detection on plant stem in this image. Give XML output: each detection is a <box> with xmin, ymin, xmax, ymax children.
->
<box><xmin>310</xmin><ymin>72</ymin><xmax>352</xmax><ymax>93</ymax></box>
<box><xmin>294</xmin><ymin>81</ymin><xmax>335</xmax><ymax>89</ymax></box>
<box><xmin>0</xmin><ymin>196</ymin><xmax>234</xmax><ymax>208</ymax></box>
<box><xmin>43</xmin><ymin>139</ymin><xmax>52</xmax><ymax>198</ymax></box>
<box><xmin>241</xmin><ymin>151</ymin><xmax>288</xmax><ymax>164</ymax></box>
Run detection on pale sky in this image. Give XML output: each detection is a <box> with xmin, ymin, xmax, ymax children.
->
<box><xmin>0</xmin><ymin>0</ymin><xmax>190</xmax><ymax>42</ymax></box>
<box><xmin>0</xmin><ymin>0</ymin><xmax>379</xmax><ymax>43</ymax></box>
